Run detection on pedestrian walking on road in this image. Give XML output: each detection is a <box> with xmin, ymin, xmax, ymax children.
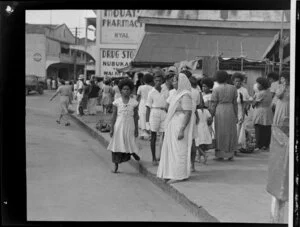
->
<box><xmin>157</xmin><ymin>72</ymin><xmax>194</xmax><ymax>184</ymax></box>
<box><xmin>107</xmin><ymin>78</ymin><xmax>140</xmax><ymax>173</ymax></box>
<box><xmin>210</xmin><ymin>71</ymin><xmax>238</xmax><ymax>161</ymax></box>
<box><xmin>252</xmin><ymin>77</ymin><xmax>273</xmax><ymax>151</ymax></box>
<box><xmin>49</xmin><ymin>79</ymin><xmax>73</xmax><ymax>126</ymax></box>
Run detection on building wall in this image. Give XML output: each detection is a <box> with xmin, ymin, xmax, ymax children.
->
<box><xmin>26</xmin><ymin>34</ymin><xmax>46</xmax><ymax>78</ymax></box>
<box><xmin>46</xmin><ymin>38</ymin><xmax>61</xmax><ymax>57</ymax></box>
<box><xmin>46</xmin><ymin>24</ymin><xmax>75</xmax><ymax>44</ymax></box>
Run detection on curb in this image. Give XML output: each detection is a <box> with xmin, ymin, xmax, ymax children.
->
<box><xmin>69</xmin><ymin>113</ymin><xmax>219</xmax><ymax>222</ymax></box>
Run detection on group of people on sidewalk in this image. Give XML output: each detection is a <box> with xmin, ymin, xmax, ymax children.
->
<box><xmin>106</xmin><ymin>67</ymin><xmax>290</xmax><ymax>185</ymax></box>
<box><xmin>48</xmin><ymin>68</ymin><xmax>290</xmax><ymax>184</ymax></box>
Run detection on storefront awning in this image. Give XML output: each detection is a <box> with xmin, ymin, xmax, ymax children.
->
<box><xmin>132</xmin><ymin>32</ymin><xmax>275</xmax><ymax>66</ymax></box>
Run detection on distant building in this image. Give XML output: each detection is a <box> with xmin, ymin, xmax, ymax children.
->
<box><xmin>26</xmin><ymin>23</ymin><xmax>95</xmax><ymax>81</ymax></box>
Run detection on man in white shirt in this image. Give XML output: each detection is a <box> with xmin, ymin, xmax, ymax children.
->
<box><xmin>146</xmin><ymin>72</ymin><xmax>169</xmax><ymax>166</ymax></box>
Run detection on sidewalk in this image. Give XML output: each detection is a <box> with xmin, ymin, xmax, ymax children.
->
<box><xmin>68</xmin><ymin>103</ymin><xmax>288</xmax><ymax>223</ymax></box>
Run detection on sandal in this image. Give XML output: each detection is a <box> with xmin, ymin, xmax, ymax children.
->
<box><xmin>56</xmin><ymin>120</ymin><xmax>60</xmax><ymax>124</ymax></box>
<box><xmin>65</xmin><ymin>122</ymin><xmax>70</xmax><ymax>126</ymax></box>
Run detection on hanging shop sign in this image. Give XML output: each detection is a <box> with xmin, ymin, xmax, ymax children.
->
<box><xmin>100</xmin><ymin>48</ymin><xmax>135</xmax><ymax>77</ymax></box>
<box><xmin>100</xmin><ymin>10</ymin><xmax>144</xmax><ymax>44</ymax></box>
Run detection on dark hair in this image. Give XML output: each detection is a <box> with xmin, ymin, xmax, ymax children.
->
<box><xmin>267</xmin><ymin>71</ymin><xmax>279</xmax><ymax>81</ymax></box>
<box><xmin>118</xmin><ymin>78</ymin><xmax>135</xmax><ymax>91</ymax></box>
<box><xmin>280</xmin><ymin>71</ymin><xmax>290</xmax><ymax>83</ymax></box>
<box><xmin>104</xmin><ymin>80</ymin><xmax>110</xmax><ymax>85</ymax></box>
<box><xmin>114</xmin><ymin>79</ymin><xmax>119</xmax><ymax>86</ymax></box>
<box><xmin>232</xmin><ymin>72</ymin><xmax>245</xmax><ymax>82</ymax></box>
<box><xmin>256</xmin><ymin>77</ymin><xmax>269</xmax><ymax>90</ymax></box>
<box><xmin>189</xmin><ymin>76</ymin><xmax>198</xmax><ymax>87</ymax></box>
<box><xmin>181</xmin><ymin>70</ymin><xmax>192</xmax><ymax>79</ymax></box>
<box><xmin>201</xmin><ymin>77</ymin><xmax>214</xmax><ymax>89</ymax></box>
<box><xmin>60</xmin><ymin>79</ymin><xmax>65</xmax><ymax>85</ymax></box>
<box><xmin>154</xmin><ymin>71</ymin><xmax>164</xmax><ymax>79</ymax></box>
<box><xmin>215</xmin><ymin>70</ymin><xmax>228</xmax><ymax>83</ymax></box>
<box><xmin>137</xmin><ymin>73</ymin><xmax>144</xmax><ymax>79</ymax></box>
<box><xmin>143</xmin><ymin>73</ymin><xmax>154</xmax><ymax>84</ymax></box>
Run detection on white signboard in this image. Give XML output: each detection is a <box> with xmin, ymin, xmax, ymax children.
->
<box><xmin>100</xmin><ymin>48</ymin><xmax>135</xmax><ymax>77</ymax></box>
<box><xmin>100</xmin><ymin>10</ymin><xmax>144</xmax><ymax>44</ymax></box>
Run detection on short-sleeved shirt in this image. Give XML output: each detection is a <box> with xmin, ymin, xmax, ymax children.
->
<box><xmin>57</xmin><ymin>85</ymin><xmax>72</xmax><ymax>96</ymax></box>
<box><xmin>237</xmin><ymin>86</ymin><xmax>250</xmax><ymax>104</ymax></box>
<box><xmin>166</xmin><ymin>89</ymin><xmax>177</xmax><ymax>104</ymax></box>
<box><xmin>253</xmin><ymin>90</ymin><xmax>273</xmax><ymax>125</ymax></box>
<box><xmin>146</xmin><ymin>87</ymin><xmax>168</xmax><ymax>108</ymax></box>
<box><xmin>137</xmin><ymin>84</ymin><xmax>153</xmax><ymax>101</ymax></box>
<box><xmin>161</xmin><ymin>83</ymin><xmax>170</xmax><ymax>95</ymax></box>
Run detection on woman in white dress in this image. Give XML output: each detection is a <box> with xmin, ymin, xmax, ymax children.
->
<box><xmin>157</xmin><ymin>72</ymin><xmax>194</xmax><ymax>183</ymax></box>
<box><xmin>136</xmin><ymin>73</ymin><xmax>154</xmax><ymax>139</ymax></box>
<box><xmin>107</xmin><ymin>79</ymin><xmax>140</xmax><ymax>173</ymax></box>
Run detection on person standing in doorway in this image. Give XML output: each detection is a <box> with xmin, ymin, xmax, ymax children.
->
<box><xmin>146</xmin><ymin>72</ymin><xmax>168</xmax><ymax>166</ymax></box>
<box><xmin>51</xmin><ymin>78</ymin><xmax>57</xmax><ymax>90</ymax></box>
<box><xmin>47</xmin><ymin>77</ymin><xmax>51</xmax><ymax>90</ymax></box>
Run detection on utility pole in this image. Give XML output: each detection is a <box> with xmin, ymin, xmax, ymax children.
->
<box><xmin>73</xmin><ymin>27</ymin><xmax>77</xmax><ymax>81</ymax></box>
<box><xmin>84</xmin><ymin>18</ymin><xmax>88</xmax><ymax>79</ymax></box>
<box><xmin>279</xmin><ymin>10</ymin><xmax>284</xmax><ymax>74</ymax></box>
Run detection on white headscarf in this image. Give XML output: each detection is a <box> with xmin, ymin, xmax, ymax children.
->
<box><xmin>177</xmin><ymin>73</ymin><xmax>192</xmax><ymax>94</ymax></box>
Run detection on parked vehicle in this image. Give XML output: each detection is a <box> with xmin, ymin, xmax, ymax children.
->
<box><xmin>26</xmin><ymin>74</ymin><xmax>44</xmax><ymax>95</ymax></box>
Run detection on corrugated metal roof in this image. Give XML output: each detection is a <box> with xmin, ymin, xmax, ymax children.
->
<box><xmin>26</xmin><ymin>23</ymin><xmax>59</xmax><ymax>34</ymax></box>
<box><xmin>139</xmin><ymin>10</ymin><xmax>290</xmax><ymax>22</ymax></box>
<box><xmin>133</xmin><ymin>31</ymin><xmax>276</xmax><ymax>64</ymax></box>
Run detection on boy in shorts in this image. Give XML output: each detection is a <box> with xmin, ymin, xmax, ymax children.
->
<box><xmin>146</xmin><ymin>72</ymin><xmax>169</xmax><ymax>166</ymax></box>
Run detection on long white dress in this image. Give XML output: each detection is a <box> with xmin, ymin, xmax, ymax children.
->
<box><xmin>195</xmin><ymin>109</ymin><xmax>212</xmax><ymax>146</ymax></box>
<box><xmin>107</xmin><ymin>98</ymin><xmax>140</xmax><ymax>156</ymax></box>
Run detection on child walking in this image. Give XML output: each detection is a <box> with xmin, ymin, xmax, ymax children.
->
<box><xmin>107</xmin><ymin>79</ymin><xmax>141</xmax><ymax>173</ymax></box>
<box><xmin>194</xmin><ymin>106</ymin><xmax>213</xmax><ymax>165</ymax></box>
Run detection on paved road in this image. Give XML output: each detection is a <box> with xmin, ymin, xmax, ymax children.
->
<box><xmin>26</xmin><ymin>91</ymin><xmax>199</xmax><ymax>222</ymax></box>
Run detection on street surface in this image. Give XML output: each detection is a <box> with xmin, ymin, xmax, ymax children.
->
<box><xmin>26</xmin><ymin>91</ymin><xmax>198</xmax><ymax>222</ymax></box>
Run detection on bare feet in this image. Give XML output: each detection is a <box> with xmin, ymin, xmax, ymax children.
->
<box><xmin>112</xmin><ymin>163</ymin><xmax>119</xmax><ymax>173</ymax></box>
<box><xmin>152</xmin><ymin>160</ymin><xmax>158</xmax><ymax>166</ymax></box>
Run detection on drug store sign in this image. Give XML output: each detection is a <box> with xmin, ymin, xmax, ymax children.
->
<box><xmin>100</xmin><ymin>49</ymin><xmax>135</xmax><ymax>77</ymax></box>
<box><xmin>100</xmin><ymin>10</ymin><xmax>144</xmax><ymax>44</ymax></box>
